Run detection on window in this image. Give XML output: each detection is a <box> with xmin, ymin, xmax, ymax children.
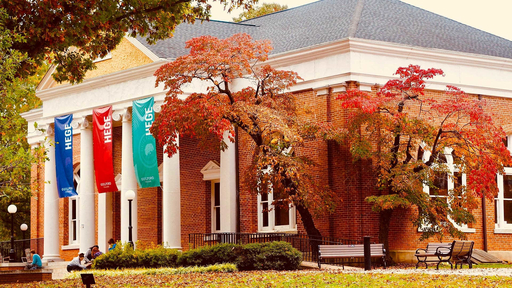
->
<box><xmin>200</xmin><ymin>160</ymin><xmax>221</xmax><ymax>233</ymax></box>
<box><xmin>422</xmin><ymin>148</ymin><xmax>475</xmax><ymax>233</ymax></box>
<box><xmin>211</xmin><ymin>181</ymin><xmax>221</xmax><ymax>232</ymax></box>
<box><xmin>258</xmin><ymin>190</ymin><xmax>296</xmax><ymax>232</ymax></box>
<box><xmin>70</xmin><ymin>199</ymin><xmax>78</xmax><ymax>242</ymax></box>
<box><xmin>495</xmin><ymin>135</ymin><xmax>512</xmax><ymax>233</ymax></box>
<box><xmin>69</xmin><ymin>164</ymin><xmax>81</xmax><ymax>244</ymax></box>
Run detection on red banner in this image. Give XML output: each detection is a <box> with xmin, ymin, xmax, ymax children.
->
<box><xmin>93</xmin><ymin>106</ymin><xmax>119</xmax><ymax>193</ymax></box>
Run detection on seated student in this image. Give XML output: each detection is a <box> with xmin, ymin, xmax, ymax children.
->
<box><xmin>108</xmin><ymin>238</ymin><xmax>117</xmax><ymax>251</ymax></box>
<box><xmin>67</xmin><ymin>252</ymin><xmax>92</xmax><ymax>272</ymax></box>
<box><xmin>92</xmin><ymin>245</ymin><xmax>103</xmax><ymax>259</ymax></box>
<box><xmin>85</xmin><ymin>245</ymin><xmax>102</xmax><ymax>262</ymax></box>
<box><xmin>25</xmin><ymin>249</ymin><xmax>42</xmax><ymax>270</ymax></box>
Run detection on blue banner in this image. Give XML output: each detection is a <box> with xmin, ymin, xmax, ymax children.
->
<box><xmin>132</xmin><ymin>97</ymin><xmax>160</xmax><ymax>188</ymax></box>
<box><xmin>55</xmin><ymin>114</ymin><xmax>78</xmax><ymax>198</ymax></box>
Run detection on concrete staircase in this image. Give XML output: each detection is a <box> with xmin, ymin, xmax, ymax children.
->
<box><xmin>46</xmin><ymin>261</ymin><xmax>69</xmax><ymax>279</ymax></box>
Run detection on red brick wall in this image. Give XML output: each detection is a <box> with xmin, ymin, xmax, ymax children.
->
<box><xmin>238</xmin><ymin>130</ymin><xmax>258</xmax><ymax>233</ymax></box>
<box><xmin>30</xmin><ymin>152</ymin><xmax>44</xmax><ymax>241</ymax></box>
<box><xmin>137</xmin><ymin>186</ymin><xmax>160</xmax><ymax>245</ymax></box>
<box><xmin>179</xmin><ymin>135</ymin><xmax>220</xmax><ymax>250</ymax></box>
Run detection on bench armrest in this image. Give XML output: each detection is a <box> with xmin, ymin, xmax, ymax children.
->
<box><xmin>415</xmin><ymin>248</ymin><xmax>427</xmax><ymax>254</ymax></box>
<box><xmin>435</xmin><ymin>246</ymin><xmax>451</xmax><ymax>256</ymax></box>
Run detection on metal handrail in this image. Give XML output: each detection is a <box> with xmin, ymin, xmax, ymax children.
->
<box><xmin>0</xmin><ymin>238</ymin><xmax>44</xmax><ymax>263</ymax></box>
<box><xmin>189</xmin><ymin>233</ymin><xmax>361</xmax><ymax>262</ymax></box>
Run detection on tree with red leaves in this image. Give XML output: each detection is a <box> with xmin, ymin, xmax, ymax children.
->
<box><xmin>152</xmin><ymin>33</ymin><xmax>338</xmax><ymax>240</ymax></box>
<box><xmin>337</xmin><ymin>65</ymin><xmax>512</xmax><ymax>253</ymax></box>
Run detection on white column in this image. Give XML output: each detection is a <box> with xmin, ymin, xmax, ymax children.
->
<box><xmin>219</xmin><ymin>131</ymin><xmax>237</xmax><ymax>232</ymax></box>
<box><xmin>43</xmin><ymin>127</ymin><xmax>62</xmax><ymax>261</ymax></box>
<box><xmin>98</xmin><ymin>192</ymin><xmax>113</xmax><ymax>252</ymax></box>
<box><xmin>79</xmin><ymin>119</ymin><xmax>96</xmax><ymax>253</ymax></box>
<box><xmin>162</xmin><ymin>140</ymin><xmax>181</xmax><ymax>249</ymax></box>
<box><xmin>118</xmin><ymin>110</ymin><xmax>138</xmax><ymax>245</ymax></box>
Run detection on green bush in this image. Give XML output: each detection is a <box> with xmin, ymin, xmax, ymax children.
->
<box><xmin>178</xmin><ymin>243</ymin><xmax>238</xmax><ymax>267</ymax></box>
<box><xmin>236</xmin><ymin>241</ymin><xmax>302</xmax><ymax>271</ymax></box>
<box><xmin>92</xmin><ymin>241</ymin><xmax>301</xmax><ymax>271</ymax></box>
<box><xmin>93</xmin><ymin>242</ymin><xmax>180</xmax><ymax>269</ymax></box>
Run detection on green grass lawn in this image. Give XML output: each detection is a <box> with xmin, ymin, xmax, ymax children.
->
<box><xmin>3</xmin><ymin>263</ymin><xmax>512</xmax><ymax>288</ymax></box>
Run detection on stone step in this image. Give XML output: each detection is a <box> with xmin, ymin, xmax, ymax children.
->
<box><xmin>46</xmin><ymin>261</ymin><xmax>68</xmax><ymax>280</ymax></box>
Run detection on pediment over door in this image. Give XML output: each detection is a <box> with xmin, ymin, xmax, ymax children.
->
<box><xmin>200</xmin><ymin>160</ymin><xmax>220</xmax><ymax>181</ymax></box>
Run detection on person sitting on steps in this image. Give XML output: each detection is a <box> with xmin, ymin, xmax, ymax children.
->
<box><xmin>24</xmin><ymin>249</ymin><xmax>42</xmax><ymax>270</ymax></box>
<box><xmin>67</xmin><ymin>252</ymin><xmax>92</xmax><ymax>272</ymax></box>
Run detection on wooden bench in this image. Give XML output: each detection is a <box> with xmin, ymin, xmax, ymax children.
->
<box><xmin>414</xmin><ymin>242</ymin><xmax>452</xmax><ymax>269</ymax></box>
<box><xmin>318</xmin><ymin>244</ymin><xmax>386</xmax><ymax>269</ymax></box>
<box><xmin>415</xmin><ymin>240</ymin><xmax>474</xmax><ymax>270</ymax></box>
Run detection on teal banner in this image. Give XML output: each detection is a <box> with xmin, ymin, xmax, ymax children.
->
<box><xmin>132</xmin><ymin>97</ymin><xmax>160</xmax><ymax>188</ymax></box>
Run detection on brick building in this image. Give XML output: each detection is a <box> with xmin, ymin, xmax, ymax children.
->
<box><xmin>24</xmin><ymin>0</ymin><xmax>512</xmax><ymax>262</ymax></box>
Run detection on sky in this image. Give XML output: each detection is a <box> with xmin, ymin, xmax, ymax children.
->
<box><xmin>210</xmin><ymin>0</ymin><xmax>512</xmax><ymax>41</ymax></box>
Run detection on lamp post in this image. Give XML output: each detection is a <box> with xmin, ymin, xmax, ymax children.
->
<box><xmin>126</xmin><ymin>190</ymin><xmax>135</xmax><ymax>248</ymax></box>
<box><xmin>8</xmin><ymin>204</ymin><xmax>17</xmax><ymax>261</ymax></box>
<box><xmin>20</xmin><ymin>223</ymin><xmax>28</xmax><ymax>250</ymax></box>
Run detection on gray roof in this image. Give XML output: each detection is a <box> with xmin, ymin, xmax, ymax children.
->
<box><xmin>138</xmin><ymin>0</ymin><xmax>512</xmax><ymax>60</ymax></box>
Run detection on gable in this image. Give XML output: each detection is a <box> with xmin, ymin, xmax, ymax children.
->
<box><xmin>39</xmin><ymin>37</ymin><xmax>158</xmax><ymax>91</ymax></box>
<box><xmin>84</xmin><ymin>37</ymin><xmax>155</xmax><ymax>79</ymax></box>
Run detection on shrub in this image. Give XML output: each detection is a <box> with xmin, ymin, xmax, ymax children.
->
<box><xmin>93</xmin><ymin>241</ymin><xmax>301</xmax><ymax>271</ymax></box>
<box><xmin>236</xmin><ymin>241</ymin><xmax>302</xmax><ymax>271</ymax></box>
<box><xmin>178</xmin><ymin>243</ymin><xmax>238</xmax><ymax>267</ymax></box>
<box><xmin>93</xmin><ymin>242</ymin><xmax>180</xmax><ymax>269</ymax></box>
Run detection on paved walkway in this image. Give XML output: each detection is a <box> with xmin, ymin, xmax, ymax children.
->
<box><xmin>301</xmin><ymin>261</ymin><xmax>363</xmax><ymax>271</ymax></box>
<box><xmin>302</xmin><ymin>261</ymin><xmax>512</xmax><ymax>276</ymax></box>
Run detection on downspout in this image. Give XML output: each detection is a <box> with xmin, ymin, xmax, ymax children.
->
<box><xmin>327</xmin><ymin>87</ymin><xmax>335</xmax><ymax>237</ymax></box>
<box><xmin>478</xmin><ymin>94</ymin><xmax>488</xmax><ymax>252</ymax></box>
<box><xmin>235</xmin><ymin>126</ymin><xmax>241</xmax><ymax>233</ymax></box>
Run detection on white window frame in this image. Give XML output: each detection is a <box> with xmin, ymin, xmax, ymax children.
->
<box><xmin>495</xmin><ymin>135</ymin><xmax>512</xmax><ymax>233</ymax></box>
<box><xmin>257</xmin><ymin>191</ymin><xmax>297</xmax><ymax>233</ymax></box>
<box><xmin>421</xmin><ymin>148</ymin><xmax>475</xmax><ymax>233</ymax></box>
<box><xmin>211</xmin><ymin>180</ymin><xmax>221</xmax><ymax>233</ymax></box>
<box><xmin>256</xmin><ymin>148</ymin><xmax>297</xmax><ymax>233</ymax></box>
<box><xmin>69</xmin><ymin>164</ymin><xmax>81</xmax><ymax>244</ymax></box>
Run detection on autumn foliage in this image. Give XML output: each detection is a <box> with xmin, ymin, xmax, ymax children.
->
<box><xmin>152</xmin><ymin>32</ymin><xmax>511</xmax><ymax>246</ymax></box>
<box><xmin>0</xmin><ymin>9</ymin><xmax>45</xmax><ymax>238</ymax></box>
<box><xmin>152</xmin><ymin>33</ymin><xmax>337</xmax><ymax>238</ymax></box>
<box><xmin>1</xmin><ymin>0</ymin><xmax>257</xmax><ymax>83</ymax></box>
<box><xmin>337</xmin><ymin>65</ymin><xmax>512</xmax><ymax>244</ymax></box>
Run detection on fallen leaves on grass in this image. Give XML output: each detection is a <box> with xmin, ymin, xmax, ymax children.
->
<box><xmin>3</xmin><ymin>268</ymin><xmax>512</xmax><ymax>287</ymax></box>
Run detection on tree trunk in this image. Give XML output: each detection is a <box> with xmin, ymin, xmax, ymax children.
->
<box><xmin>296</xmin><ymin>202</ymin><xmax>322</xmax><ymax>260</ymax></box>
<box><xmin>296</xmin><ymin>203</ymin><xmax>322</xmax><ymax>238</ymax></box>
<box><xmin>379</xmin><ymin>209</ymin><xmax>393</xmax><ymax>263</ymax></box>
